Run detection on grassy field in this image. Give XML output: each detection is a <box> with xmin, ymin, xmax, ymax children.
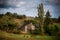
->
<box><xmin>0</xmin><ymin>31</ymin><xmax>60</xmax><ymax>40</ymax></box>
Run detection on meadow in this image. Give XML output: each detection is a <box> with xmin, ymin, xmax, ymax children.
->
<box><xmin>0</xmin><ymin>30</ymin><xmax>60</xmax><ymax>40</ymax></box>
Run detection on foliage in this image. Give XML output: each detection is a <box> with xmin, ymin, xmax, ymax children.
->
<box><xmin>44</xmin><ymin>10</ymin><xmax>51</xmax><ymax>35</ymax></box>
<box><xmin>0</xmin><ymin>14</ymin><xmax>4</xmax><ymax>18</ymax></box>
<box><xmin>38</xmin><ymin>3</ymin><xmax>44</xmax><ymax>34</ymax></box>
<box><xmin>33</xmin><ymin>29</ymin><xmax>40</xmax><ymax>35</ymax></box>
<box><xmin>46</xmin><ymin>24</ymin><xmax>60</xmax><ymax>36</ymax></box>
<box><xmin>58</xmin><ymin>16</ymin><xmax>60</xmax><ymax>23</ymax></box>
<box><xmin>0</xmin><ymin>12</ymin><xmax>23</xmax><ymax>34</ymax></box>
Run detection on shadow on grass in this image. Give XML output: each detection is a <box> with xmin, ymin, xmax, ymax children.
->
<box><xmin>0</xmin><ymin>38</ymin><xmax>5</xmax><ymax>40</ymax></box>
<box><xmin>53</xmin><ymin>36</ymin><xmax>60</xmax><ymax>40</ymax></box>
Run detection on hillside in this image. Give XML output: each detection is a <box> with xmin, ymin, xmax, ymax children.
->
<box><xmin>0</xmin><ymin>12</ymin><xmax>60</xmax><ymax>36</ymax></box>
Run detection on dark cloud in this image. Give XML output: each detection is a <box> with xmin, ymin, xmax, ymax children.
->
<box><xmin>53</xmin><ymin>5</ymin><xmax>60</xmax><ymax>17</ymax></box>
<box><xmin>42</xmin><ymin>0</ymin><xmax>60</xmax><ymax>18</ymax></box>
<box><xmin>0</xmin><ymin>0</ymin><xmax>26</xmax><ymax>8</ymax></box>
<box><xmin>44</xmin><ymin>0</ymin><xmax>60</xmax><ymax>5</ymax></box>
<box><xmin>0</xmin><ymin>0</ymin><xmax>15</xmax><ymax>8</ymax></box>
<box><xmin>0</xmin><ymin>0</ymin><xmax>39</xmax><ymax>8</ymax></box>
<box><xmin>0</xmin><ymin>0</ymin><xmax>60</xmax><ymax>8</ymax></box>
<box><xmin>0</xmin><ymin>4</ymin><xmax>17</xmax><ymax>8</ymax></box>
<box><xmin>0</xmin><ymin>0</ymin><xmax>8</xmax><ymax>5</ymax></box>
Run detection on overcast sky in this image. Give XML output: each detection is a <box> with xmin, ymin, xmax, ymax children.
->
<box><xmin>0</xmin><ymin>0</ymin><xmax>60</xmax><ymax>18</ymax></box>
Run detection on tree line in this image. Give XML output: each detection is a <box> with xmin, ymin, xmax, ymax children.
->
<box><xmin>0</xmin><ymin>12</ymin><xmax>26</xmax><ymax>19</ymax></box>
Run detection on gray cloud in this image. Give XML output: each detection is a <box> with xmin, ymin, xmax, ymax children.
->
<box><xmin>44</xmin><ymin>0</ymin><xmax>60</xmax><ymax>5</ymax></box>
<box><xmin>0</xmin><ymin>0</ymin><xmax>26</xmax><ymax>8</ymax></box>
<box><xmin>0</xmin><ymin>0</ymin><xmax>60</xmax><ymax>18</ymax></box>
<box><xmin>0</xmin><ymin>0</ymin><xmax>60</xmax><ymax>8</ymax></box>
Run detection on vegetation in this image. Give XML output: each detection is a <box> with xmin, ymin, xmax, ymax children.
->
<box><xmin>0</xmin><ymin>31</ymin><xmax>60</xmax><ymax>40</ymax></box>
<box><xmin>44</xmin><ymin>10</ymin><xmax>51</xmax><ymax>35</ymax></box>
<box><xmin>0</xmin><ymin>3</ymin><xmax>60</xmax><ymax>40</ymax></box>
<box><xmin>38</xmin><ymin>3</ymin><xmax>44</xmax><ymax>35</ymax></box>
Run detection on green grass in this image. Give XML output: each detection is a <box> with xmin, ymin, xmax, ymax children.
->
<box><xmin>0</xmin><ymin>31</ymin><xmax>60</xmax><ymax>40</ymax></box>
<box><xmin>56</xmin><ymin>23</ymin><xmax>60</xmax><ymax>29</ymax></box>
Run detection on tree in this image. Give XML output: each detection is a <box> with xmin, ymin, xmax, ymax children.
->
<box><xmin>38</xmin><ymin>3</ymin><xmax>44</xmax><ymax>35</ymax></box>
<box><xmin>5</xmin><ymin>12</ymin><xmax>12</xmax><ymax>16</ymax></box>
<box><xmin>0</xmin><ymin>14</ymin><xmax>4</xmax><ymax>18</ymax></box>
<box><xmin>13</xmin><ymin>13</ymin><xmax>18</xmax><ymax>18</ymax></box>
<box><xmin>44</xmin><ymin>10</ymin><xmax>51</xmax><ymax>35</ymax></box>
<box><xmin>58</xmin><ymin>16</ymin><xmax>60</xmax><ymax>23</ymax></box>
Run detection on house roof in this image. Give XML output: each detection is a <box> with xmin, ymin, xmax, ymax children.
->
<box><xmin>19</xmin><ymin>22</ymin><xmax>39</xmax><ymax>31</ymax></box>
